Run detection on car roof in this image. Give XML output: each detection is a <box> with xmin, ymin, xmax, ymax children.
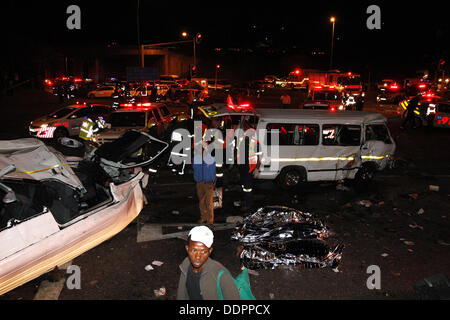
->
<box><xmin>255</xmin><ymin>109</ymin><xmax>387</xmax><ymax>124</ymax></box>
<box><xmin>116</xmin><ymin>103</ymin><xmax>168</xmax><ymax>112</ymax></box>
<box><xmin>198</xmin><ymin>103</ymin><xmax>257</xmax><ymax>118</ymax></box>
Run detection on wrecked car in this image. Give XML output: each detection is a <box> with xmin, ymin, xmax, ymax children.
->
<box><xmin>232</xmin><ymin>206</ymin><xmax>343</xmax><ymax>270</ymax></box>
<box><xmin>0</xmin><ymin>130</ymin><xmax>168</xmax><ymax>295</ymax></box>
<box><xmin>253</xmin><ymin>110</ymin><xmax>396</xmax><ymax>188</ymax></box>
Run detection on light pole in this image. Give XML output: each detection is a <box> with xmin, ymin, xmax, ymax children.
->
<box><xmin>182</xmin><ymin>32</ymin><xmax>201</xmax><ymax>68</ymax></box>
<box><xmin>215</xmin><ymin>65</ymin><xmax>220</xmax><ymax>89</ymax></box>
<box><xmin>330</xmin><ymin>17</ymin><xmax>336</xmax><ymax>70</ymax></box>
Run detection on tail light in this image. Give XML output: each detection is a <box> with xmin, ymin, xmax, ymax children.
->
<box><xmin>330</xmin><ymin>107</ymin><xmax>336</xmax><ymax>112</ymax></box>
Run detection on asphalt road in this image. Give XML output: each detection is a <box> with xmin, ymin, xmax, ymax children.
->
<box><xmin>1</xmin><ymin>88</ymin><xmax>449</xmax><ymax>302</ymax></box>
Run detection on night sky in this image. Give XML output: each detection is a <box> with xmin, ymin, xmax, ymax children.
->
<box><xmin>2</xmin><ymin>0</ymin><xmax>449</xmax><ymax>77</ymax></box>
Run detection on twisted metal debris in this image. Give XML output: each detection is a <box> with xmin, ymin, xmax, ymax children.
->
<box><xmin>232</xmin><ymin>206</ymin><xmax>344</xmax><ymax>270</ymax></box>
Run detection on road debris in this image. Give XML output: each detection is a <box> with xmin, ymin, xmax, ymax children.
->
<box><xmin>409</xmin><ymin>223</ymin><xmax>424</xmax><ymax>230</ymax></box>
<box><xmin>152</xmin><ymin>260</ymin><xmax>164</xmax><ymax>267</ymax></box>
<box><xmin>231</xmin><ymin>206</ymin><xmax>343</xmax><ymax>270</ymax></box>
<box><xmin>381</xmin><ymin>253</ymin><xmax>389</xmax><ymax>257</ymax></box>
<box><xmin>145</xmin><ymin>265</ymin><xmax>154</xmax><ymax>271</ymax></box>
<box><xmin>359</xmin><ymin>200</ymin><xmax>373</xmax><ymax>208</ymax></box>
<box><xmin>226</xmin><ymin>216</ymin><xmax>244</xmax><ymax>224</ymax></box>
<box><xmin>409</xmin><ymin>193</ymin><xmax>419</xmax><ymax>200</ymax></box>
<box><xmin>429</xmin><ymin>185</ymin><xmax>440</xmax><ymax>192</ymax></box>
<box><xmin>154</xmin><ymin>287</ymin><xmax>166</xmax><ymax>297</ymax></box>
<box><xmin>417</xmin><ymin>208</ymin><xmax>425</xmax><ymax>215</ymax></box>
<box><xmin>403</xmin><ymin>241</ymin><xmax>415</xmax><ymax>246</ymax></box>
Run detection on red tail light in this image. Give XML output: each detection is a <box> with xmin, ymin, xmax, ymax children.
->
<box><xmin>330</xmin><ymin>107</ymin><xmax>336</xmax><ymax>112</ymax></box>
<box><xmin>419</xmin><ymin>84</ymin><xmax>426</xmax><ymax>89</ymax></box>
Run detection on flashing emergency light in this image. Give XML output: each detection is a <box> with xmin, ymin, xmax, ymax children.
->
<box><xmin>419</xmin><ymin>84</ymin><xmax>427</xmax><ymax>89</ymax></box>
<box><xmin>347</xmin><ymin>72</ymin><xmax>352</xmax><ymax>76</ymax></box>
<box><xmin>294</xmin><ymin>69</ymin><xmax>301</xmax><ymax>75</ymax></box>
<box><xmin>390</xmin><ymin>85</ymin><xmax>399</xmax><ymax>90</ymax></box>
<box><xmin>330</xmin><ymin>107</ymin><xmax>336</xmax><ymax>112</ymax></box>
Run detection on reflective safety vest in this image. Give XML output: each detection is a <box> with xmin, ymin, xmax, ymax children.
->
<box><xmin>79</xmin><ymin>117</ymin><xmax>106</xmax><ymax>140</ymax></box>
<box><xmin>399</xmin><ymin>99</ymin><xmax>420</xmax><ymax>115</ymax></box>
<box><xmin>79</xmin><ymin>118</ymin><xmax>95</xmax><ymax>140</ymax></box>
<box><xmin>237</xmin><ymin>128</ymin><xmax>261</xmax><ymax>173</ymax></box>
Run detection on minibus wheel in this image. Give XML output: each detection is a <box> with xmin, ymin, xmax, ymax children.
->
<box><xmin>278</xmin><ymin>167</ymin><xmax>304</xmax><ymax>189</ymax></box>
<box><xmin>355</xmin><ymin>163</ymin><xmax>376</xmax><ymax>184</ymax></box>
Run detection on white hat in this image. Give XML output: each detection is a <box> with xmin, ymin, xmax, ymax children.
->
<box><xmin>188</xmin><ymin>226</ymin><xmax>214</xmax><ymax>248</ymax></box>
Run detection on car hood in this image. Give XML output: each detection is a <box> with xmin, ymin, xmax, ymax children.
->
<box><xmin>95</xmin><ymin>128</ymin><xmax>142</xmax><ymax>139</ymax></box>
<box><xmin>0</xmin><ymin>139</ymin><xmax>84</xmax><ymax>191</ymax></box>
<box><xmin>31</xmin><ymin>116</ymin><xmax>59</xmax><ymax>126</ymax></box>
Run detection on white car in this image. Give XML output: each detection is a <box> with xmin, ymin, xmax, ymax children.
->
<box><xmin>0</xmin><ymin>131</ymin><xmax>168</xmax><ymax>295</ymax></box>
<box><xmin>93</xmin><ymin>104</ymin><xmax>174</xmax><ymax>144</ymax></box>
<box><xmin>29</xmin><ymin>104</ymin><xmax>112</xmax><ymax>139</ymax></box>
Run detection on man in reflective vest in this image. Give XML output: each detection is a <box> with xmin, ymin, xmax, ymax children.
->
<box><xmin>236</xmin><ymin>121</ymin><xmax>261</xmax><ymax>212</ymax></box>
<box><xmin>79</xmin><ymin>117</ymin><xmax>106</xmax><ymax>141</ymax></box>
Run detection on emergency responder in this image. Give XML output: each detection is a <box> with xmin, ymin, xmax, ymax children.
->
<box><xmin>280</xmin><ymin>93</ymin><xmax>291</xmax><ymax>109</ymax></box>
<box><xmin>355</xmin><ymin>94</ymin><xmax>364</xmax><ymax>111</ymax></box>
<box><xmin>79</xmin><ymin>117</ymin><xmax>106</xmax><ymax>141</ymax></box>
<box><xmin>400</xmin><ymin>95</ymin><xmax>420</xmax><ymax>129</ymax></box>
<box><xmin>236</xmin><ymin>119</ymin><xmax>261</xmax><ymax>212</ymax></box>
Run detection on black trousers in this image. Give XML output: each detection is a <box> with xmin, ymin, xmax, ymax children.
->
<box><xmin>239</xmin><ymin>165</ymin><xmax>254</xmax><ymax>208</ymax></box>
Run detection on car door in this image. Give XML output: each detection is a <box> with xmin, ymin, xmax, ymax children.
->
<box><xmin>318</xmin><ymin>124</ymin><xmax>362</xmax><ymax>181</ymax></box>
<box><xmin>362</xmin><ymin>123</ymin><xmax>396</xmax><ymax>170</ymax></box>
<box><xmin>0</xmin><ymin>210</ymin><xmax>60</xmax><ymax>262</ymax></box>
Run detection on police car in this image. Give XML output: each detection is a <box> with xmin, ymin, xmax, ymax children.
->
<box><xmin>29</xmin><ymin>104</ymin><xmax>112</xmax><ymax>139</ymax></box>
<box><xmin>92</xmin><ymin>103</ymin><xmax>174</xmax><ymax>144</ymax></box>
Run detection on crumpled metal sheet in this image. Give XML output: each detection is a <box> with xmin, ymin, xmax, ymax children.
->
<box><xmin>232</xmin><ymin>206</ymin><xmax>344</xmax><ymax>270</ymax></box>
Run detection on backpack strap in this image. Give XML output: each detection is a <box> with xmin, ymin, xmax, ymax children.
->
<box><xmin>217</xmin><ymin>269</ymin><xmax>229</xmax><ymax>300</ymax></box>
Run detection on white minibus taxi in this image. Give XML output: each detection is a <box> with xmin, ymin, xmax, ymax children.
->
<box><xmin>254</xmin><ymin>109</ymin><xmax>396</xmax><ymax>188</ymax></box>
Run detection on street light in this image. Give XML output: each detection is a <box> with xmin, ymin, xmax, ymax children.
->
<box><xmin>330</xmin><ymin>16</ymin><xmax>336</xmax><ymax>70</ymax></box>
<box><xmin>181</xmin><ymin>31</ymin><xmax>201</xmax><ymax>69</ymax></box>
<box><xmin>215</xmin><ymin>65</ymin><xmax>220</xmax><ymax>89</ymax></box>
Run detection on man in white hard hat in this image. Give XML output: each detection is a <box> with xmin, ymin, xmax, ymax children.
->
<box><xmin>176</xmin><ymin>226</ymin><xmax>240</xmax><ymax>300</ymax></box>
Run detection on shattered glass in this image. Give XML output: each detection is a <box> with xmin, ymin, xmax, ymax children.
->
<box><xmin>232</xmin><ymin>206</ymin><xmax>344</xmax><ymax>269</ymax></box>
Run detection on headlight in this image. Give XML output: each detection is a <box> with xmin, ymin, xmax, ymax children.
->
<box><xmin>338</xmin><ymin>105</ymin><xmax>344</xmax><ymax>110</ymax></box>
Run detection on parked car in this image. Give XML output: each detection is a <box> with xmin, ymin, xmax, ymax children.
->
<box><xmin>88</xmin><ymin>86</ymin><xmax>116</xmax><ymax>98</ymax></box>
<box><xmin>0</xmin><ymin>131</ymin><xmax>169</xmax><ymax>295</ymax></box>
<box><xmin>92</xmin><ymin>103</ymin><xmax>174</xmax><ymax>144</ymax></box>
<box><xmin>29</xmin><ymin>104</ymin><xmax>113</xmax><ymax>139</ymax></box>
<box><xmin>429</xmin><ymin>100</ymin><xmax>450</xmax><ymax>128</ymax></box>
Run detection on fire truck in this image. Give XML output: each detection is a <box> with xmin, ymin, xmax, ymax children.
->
<box><xmin>335</xmin><ymin>72</ymin><xmax>364</xmax><ymax>97</ymax></box>
<box><xmin>275</xmin><ymin>69</ymin><xmax>309</xmax><ymax>89</ymax></box>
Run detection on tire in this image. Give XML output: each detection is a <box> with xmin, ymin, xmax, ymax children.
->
<box><xmin>355</xmin><ymin>164</ymin><xmax>376</xmax><ymax>185</ymax></box>
<box><xmin>53</xmin><ymin>127</ymin><xmax>69</xmax><ymax>140</ymax></box>
<box><xmin>277</xmin><ymin>168</ymin><xmax>303</xmax><ymax>189</ymax></box>
<box><xmin>53</xmin><ymin>137</ymin><xmax>86</xmax><ymax>157</ymax></box>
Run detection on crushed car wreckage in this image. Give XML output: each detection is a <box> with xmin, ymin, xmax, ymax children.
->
<box><xmin>0</xmin><ymin>130</ymin><xmax>168</xmax><ymax>295</ymax></box>
<box><xmin>232</xmin><ymin>206</ymin><xmax>344</xmax><ymax>270</ymax></box>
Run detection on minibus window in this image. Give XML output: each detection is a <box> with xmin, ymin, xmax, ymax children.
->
<box><xmin>323</xmin><ymin>125</ymin><xmax>361</xmax><ymax>146</ymax></box>
<box><xmin>366</xmin><ymin>125</ymin><xmax>392</xmax><ymax>144</ymax></box>
<box><xmin>266</xmin><ymin>123</ymin><xmax>319</xmax><ymax>146</ymax></box>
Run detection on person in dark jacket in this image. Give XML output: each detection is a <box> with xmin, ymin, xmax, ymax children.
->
<box><xmin>400</xmin><ymin>95</ymin><xmax>420</xmax><ymax>129</ymax></box>
<box><xmin>177</xmin><ymin>226</ymin><xmax>240</xmax><ymax>300</ymax></box>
